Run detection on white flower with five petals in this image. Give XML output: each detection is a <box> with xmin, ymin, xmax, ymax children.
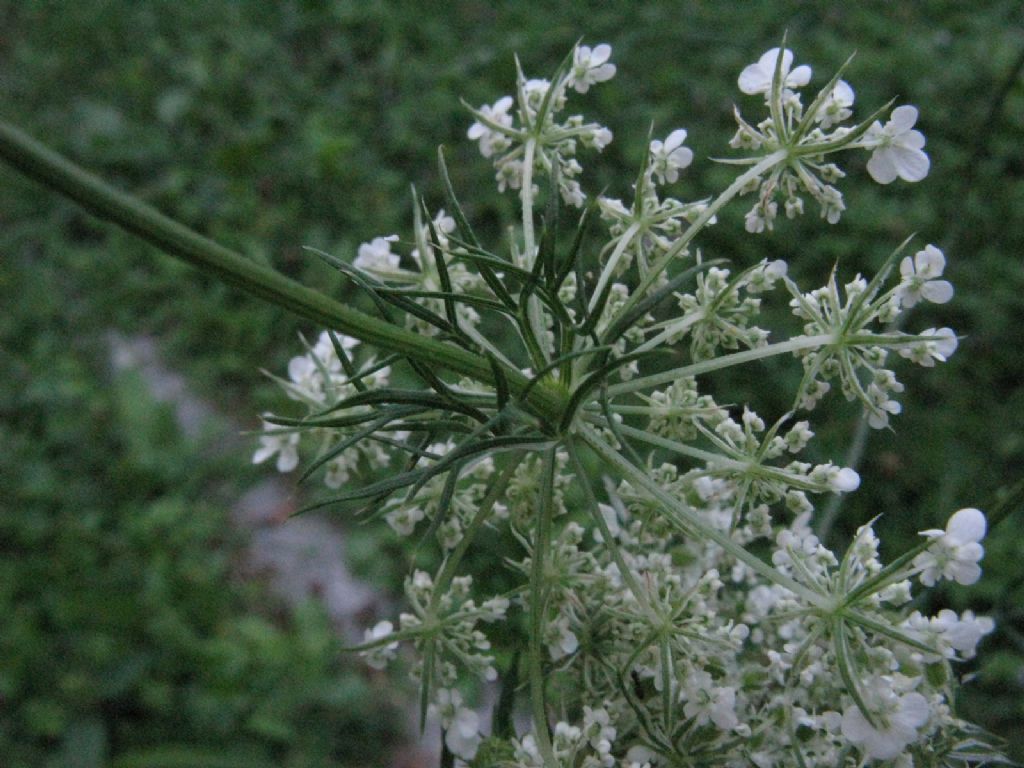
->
<box><xmin>913</xmin><ymin>507</ymin><xmax>987</xmax><ymax>586</ymax></box>
<box><xmin>570</xmin><ymin>44</ymin><xmax>616</xmax><ymax>93</ymax></box>
<box><xmin>842</xmin><ymin>689</ymin><xmax>930</xmax><ymax>760</ymax></box>
<box><xmin>865</xmin><ymin>105</ymin><xmax>930</xmax><ymax>184</ymax></box>
<box><xmin>649</xmin><ymin>129</ymin><xmax>694</xmax><ymax>185</ymax></box>
<box><xmin>898</xmin><ymin>245</ymin><xmax>953</xmax><ymax>308</ymax></box>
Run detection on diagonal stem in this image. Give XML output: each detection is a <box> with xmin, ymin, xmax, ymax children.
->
<box><xmin>0</xmin><ymin>119</ymin><xmax>567</xmax><ymax>422</ymax></box>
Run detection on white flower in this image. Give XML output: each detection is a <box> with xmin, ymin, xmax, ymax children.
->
<box><xmin>865</xmin><ymin>105</ymin><xmax>930</xmax><ymax>184</ymax></box>
<box><xmin>286</xmin><ymin>354</ymin><xmax>324</xmax><ymax>401</ymax></box>
<box><xmin>431</xmin><ymin>689</ymin><xmax>483</xmax><ymax>760</ymax></box>
<box><xmin>829</xmin><ymin>467</ymin><xmax>861</xmax><ymax>493</ymax></box>
<box><xmin>738</xmin><ymin>47</ymin><xmax>812</xmax><ymax>96</ymax></box>
<box><xmin>445</xmin><ymin>706</ymin><xmax>482</xmax><ymax>760</ymax></box>
<box><xmin>467</xmin><ymin>95</ymin><xmax>515</xmax><ymax>158</ymax></box>
<box><xmin>649</xmin><ymin>129</ymin><xmax>694</xmax><ymax>185</ymax></box>
<box><xmin>914</xmin><ymin>507</ymin><xmax>987</xmax><ymax>586</ymax></box>
<box><xmin>898</xmin><ymin>245</ymin><xmax>953</xmax><ymax>308</ymax></box>
<box><xmin>313</xmin><ymin>329</ymin><xmax>357</xmax><ymax>361</ymax></box>
<box><xmin>354</xmin><ymin>234</ymin><xmax>400</xmax><ymax>272</ymax></box>
<box><xmin>931</xmin><ymin>609</ymin><xmax>996</xmax><ymax>659</ymax></box>
<box><xmin>570</xmin><ymin>43</ymin><xmax>616</xmax><ymax>93</ymax></box>
<box><xmin>841</xmin><ymin>689</ymin><xmax>930</xmax><ymax>760</ymax></box>
<box><xmin>682</xmin><ymin>671</ymin><xmax>739</xmax><ymax>731</ymax></box>
<box><xmin>361</xmin><ymin>620</ymin><xmax>399</xmax><ymax>670</ymax></box>
<box><xmin>816</xmin><ymin>80</ymin><xmax>854</xmax><ymax>129</ymax></box>
<box><xmin>898</xmin><ymin>326</ymin><xmax>958</xmax><ymax>368</ymax></box>
<box><xmin>385</xmin><ymin>504</ymin><xmax>424</xmax><ymax>536</ymax></box>
<box><xmin>547</xmin><ymin>614</ymin><xmax>579</xmax><ymax>660</ymax></box>
<box><xmin>252</xmin><ymin>424</ymin><xmax>300</xmax><ymax>472</ymax></box>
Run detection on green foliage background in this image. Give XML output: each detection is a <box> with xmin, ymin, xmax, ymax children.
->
<box><xmin>2</xmin><ymin>1</ymin><xmax>1023</xmax><ymax>764</ymax></box>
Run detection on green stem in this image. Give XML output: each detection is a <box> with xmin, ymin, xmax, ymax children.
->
<box><xmin>521</xmin><ymin>137</ymin><xmax>552</xmax><ymax>362</ymax></box>
<box><xmin>608</xmin><ymin>333</ymin><xmax>833</xmax><ymax>397</ymax></box>
<box><xmin>528</xmin><ymin>447</ymin><xmax>557</xmax><ymax>766</ymax></box>
<box><xmin>0</xmin><ymin>119</ymin><xmax>566</xmax><ymax>422</ymax></box>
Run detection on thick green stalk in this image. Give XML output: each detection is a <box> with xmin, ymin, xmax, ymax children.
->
<box><xmin>0</xmin><ymin>119</ymin><xmax>566</xmax><ymax>422</ymax></box>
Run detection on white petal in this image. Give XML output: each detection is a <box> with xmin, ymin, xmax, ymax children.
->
<box><xmin>921</xmin><ymin>280</ymin><xmax>954</xmax><ymax>304</ymax></box>
<box><xmin>841</xmin><ymin>706</ymin><xmax>874</xmax><ymax>743</ymax></box>
<box><xmin>759</xmin><ymin>47</ymin><xmax>789</xmax><ymax>72</ymax></box>
<box><xmin>787</xmin><ymin>64</ymin><xmax>812</xmax><ymax>88</ymax></box>
<box><xmin>738</xmin><ymin>64</ymin><xmax>769</xmax><ymax>94</ymax></box>
<box><xmin>665</xmin><ymin>128</ymin><xmax>689</xmax><ymax>150</ymax></box>
<box><xmin>915</xmin><ymin>245</ymin><xmax>945</xmax><ymax>275</ymax></box>
<box><xmin>277</xmin><ymin>445</ymin><xmax>299</xmax><ymax>472</ymax></box>
<box><xmin>252</xmin><ymin>441</ymin><xmax>277</xmax><ymax>465</ymax></box>
<box><xmin>897</xmin><ymin>692</ymin><xmax>930</xmax><ymax>729</ymax></box>
<box><xmin>890</xmin><ymin>105</ymin><xmax>919</xmax><ymax>132</ymax></box>
<box><xmin>671</xmin><ymin>146</ymin><xmax>694</xmax><ymax>169</ymax></box>
<box><xmin>591</xmin><ymin>43</ymin><xmax>612</xmax><ymax>65</ymax></box>
<box><xmin>947</xmin><ymin>507</ymin><xmax>986</xmax><ymax>543</ymax></box>
<box><xmin>902</xmin><ymin>129</ymin><xmax>927</xmax><ymax>150</ymax></box>
<box><xmin>927</xmin><ymin>327</ymin><xmax>958</xmax><ymax>357</ymax></box>
<box><xmin>832</xmin><ymin>468</ymin><xmax>861</xmax><ymax>492</ymax></box>
<box><xmin>834</xmin><ymin>80</ymin><xmax>855</xmax><ymax>104</ymax></box>
<box><xmin>867</xmin><ymin>150</ymin><xmax>899</xmax><ymax>184</ymax></box>
<box><xmin>892</xmin><ymin>147</ymin><xmax>930</xmax><ymax>182</ymax></box>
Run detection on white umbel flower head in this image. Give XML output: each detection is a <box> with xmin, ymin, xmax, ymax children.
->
<box><xmin>738</xmin><ymin>47</ymin><xmax>812</xmax><ymax>96</ymax></box>
<box><xmin>649</xmin><ymin>129</ymin><xmax>694</xmax><ymax>185</ymax></box>
<box><xmin>865</xmin><ymin>105</ymin><xmax>930</xmax><ymax>184</ymax></box>
<box><xmin>914</xmin><ymin>507</ymin><xmax>987</xmax><ymax>586</ymax></box>
<box><xmin>570</xmin><ymin>43</ymin><xmax>616</xmax><ymax>93</ymax></box>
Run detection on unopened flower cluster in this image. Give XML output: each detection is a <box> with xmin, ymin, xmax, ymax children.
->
<box><xmin>254</xmin><ymin>42</ymin><xmax>1001</xmax><ymax>767</ymax></box>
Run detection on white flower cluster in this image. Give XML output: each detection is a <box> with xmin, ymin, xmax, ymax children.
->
<box><xmin>467</xmin><ymin>45</ymin><xmax>616</xmax><ymax>206</ymax></box>
<box><xmin>252</xmin><ymin>331</ymin><xmax>391</xmax><ymax>485</ymax></box>
<box><xmin>353</xmin><ymin>210</ymin><xmax>486</xmax><ymax>335</ymax></box>
<box><xmin>732</xmin><ymin>47</ymin><xmax>930</xmax><ymax>233</ymax></box>
<box><xmin>785</xmin><ymin>243</ymin><xmax>957</xmax><ymax>427</ymax></box>
<box><xmin>251</xmin><ymin>41</ymin><xmax>1002</xmax><ymax>767</ymax></box>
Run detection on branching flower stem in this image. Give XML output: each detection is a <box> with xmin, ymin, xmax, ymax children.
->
<box><xmin>577</xmin><ymin>422</ymin><xmax>832</xmax><ymax>611</ymax></box>
<box><xmin>521</xmin><ymin>137</ymin><xmax>552</xmax><ymax>362</ymax></box>
<box><xmin>608</xmin><ymin>149</ymin><xmax>787</xmax><ymax>330</ymax></box>
<box><xmin>608</xmin><ymin>333</ymin><xmax>835</xmax><ymax>397</ymax></box>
